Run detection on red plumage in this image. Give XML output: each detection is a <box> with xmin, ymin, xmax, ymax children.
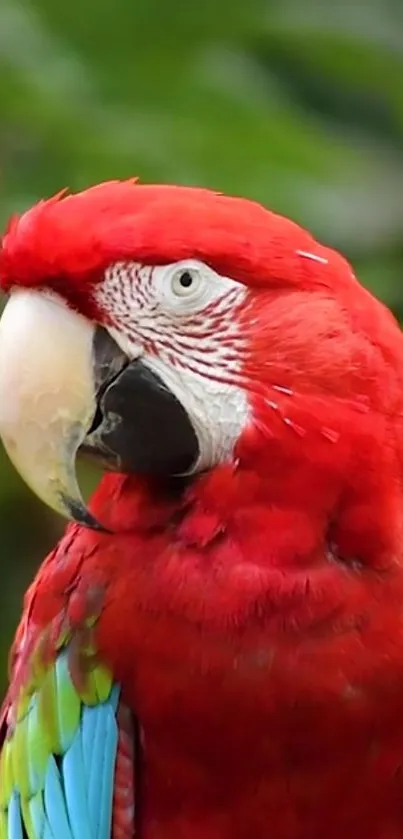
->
<box><xmin>0</xmin><ymin>179</ymin><xmax>359</xmax><ymax>296</ymax></box>
<box><xmin>2</xmin><ymin>181</ymin><xmax>403</xmax><ymax>837</ymax></box>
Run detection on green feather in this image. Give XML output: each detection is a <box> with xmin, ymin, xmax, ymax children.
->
<box><xmin>1</xmin><ymin>633</ymin><xmax>116</xmax><ymax>839</ymax></box>
<box><xmin>0</xmin><ymin>807</ymin><xmax>7</xmax><ymax>839</ymax></box>
<box><xmin>80</xmin><ymin>664</ymin><xmax>113</xmax><ymax>706</ymax></box>
<box><xmin>27</xmin><ymin>789</ymin><xmax>45</xmax><ymax>839</ymax></box>
<box><xmin>15</xmin><ymin>691</ymin><xmax>31</xmax><ymax>724</ymax></box>
<box><xmin>54</xmin><ymin>653</ymin><xmax>81</xmax><ymax>752</ymax></box>
<box><xmin>27</xmin><ymin>693</ymin><xmax>53</xmax><ymax>795</ymax></box>
<box><xmin>10</xmin><ymin>712</ymin><xmax>29</xmax><ymax>799</ymax></box>
<box><xmin>20</xmin><ymin>795</ymin><xmax>36</xmax><ymax>839</ymax></box>
<box><xmin>0</xmin><ymin>740</ymin><xmax>13</xmax><ymax>808</ymax></box>
<box><xmin>38</xmin><ymin>666</ymin><xmax>62</xmax><ymax>755</ymax></box>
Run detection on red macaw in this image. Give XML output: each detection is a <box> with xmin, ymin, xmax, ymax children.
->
<box><xmin>1</xmin><ymin>180</ymin><xmax>403</xmax><ymax>839</ymax></box>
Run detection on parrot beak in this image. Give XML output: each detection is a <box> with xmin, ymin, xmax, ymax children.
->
<box><xmin>0</xmin><ymin>289</ymin><xmax>198</xmax><ymax>528</ymax></box>
<box><xmin>0</xmin><ymin>290</ymin><xmax>106</xmax><ymax>527</ymax></box>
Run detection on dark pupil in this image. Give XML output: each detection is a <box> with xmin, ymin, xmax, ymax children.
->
<box><xmin>179</xmin><ymin>271</ymin><xmax>193</xmax><ymax>288</ymax></box>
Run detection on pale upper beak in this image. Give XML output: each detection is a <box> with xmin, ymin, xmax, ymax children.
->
<box><xmin>0</xmin><ymin>289</ymin><xmax>199</xmax><ymax>528</ymax></box>
<box><xmin>0</xmin><ymin>290</ymin><xmax>102</xmax><ymax>525</ymax></box>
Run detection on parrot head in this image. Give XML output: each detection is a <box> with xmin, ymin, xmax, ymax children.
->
<box><xmin>0</xmin><ymin>179</ymin><xmax>402</xmax><ymax>566</ymax></box>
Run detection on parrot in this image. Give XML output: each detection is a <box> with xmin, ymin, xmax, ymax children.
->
<box><xmin>1</xmin><ymin>180</ymin><xmax>403</xmax><ymax>839</ymax></box>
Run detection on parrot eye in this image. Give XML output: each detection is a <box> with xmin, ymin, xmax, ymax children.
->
<box><xmin>171</xmin><ymin>267</ymin><xmax>202</xmax><ymax>298</ymax></box>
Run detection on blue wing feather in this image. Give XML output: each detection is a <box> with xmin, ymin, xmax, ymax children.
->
<box><xmin>86</xmin><ymin>705</ymin><xmax>106</xmax><ymax>834</ymax></box>
<box><xmin>0</xmin><ymin>649</ymin><xmax>122</xmax><ymax>839</ymax></box>
<box><xmin>62</xmin><ymin>726</ymin><xmax>92</xmax><ymax>838</ymax></box>
<box><xmin>7</xmin><ymin>793</ymin><xmax>23</xmax><ymax>839</ymax></box>
<box><xmin>97</xmin><ymin>705</ymin><xmax>119</xmax><ymax>839</ymax></box>
<box><xmin>44</xmin><ymin>756</ymin><xmax>74</xmax><ymax>839</ymax></box>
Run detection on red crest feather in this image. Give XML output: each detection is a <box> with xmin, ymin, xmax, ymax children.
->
<box><xmin>0</xmin><ymin>178</ymin><xmax>354</xmax><ymax>296</ymax></box>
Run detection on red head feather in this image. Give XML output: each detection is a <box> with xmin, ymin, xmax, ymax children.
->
<box><xmin>1</xmin><ymin>179</ymin><xmax>401</xmax><ymax>415</ymax></box>
<box><xmin>0</xmin><ymin>179</ymin><xmax>362</xmax><ymax>300</ymax></box>
<box><xmin>0</xmin><ymin>179</ymin><xmax>401</xmax><ymax>397</ymax></box>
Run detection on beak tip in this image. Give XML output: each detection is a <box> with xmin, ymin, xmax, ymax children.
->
<box><xmin>60</xmin><ymin>494</ymin><xmax>111</xmax><ymax>533</ymax></box>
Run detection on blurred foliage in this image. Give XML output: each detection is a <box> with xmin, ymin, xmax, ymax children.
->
<box><xmin>1</xmin><ymin>0</ymin><xmax>403</xmax><ymax>695</ymax></box>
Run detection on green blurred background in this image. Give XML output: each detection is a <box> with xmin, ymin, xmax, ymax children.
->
<box><xmin>1</xmin><ymin>0</ymin><xmax>403</xmax><ymax>695</ymax></box>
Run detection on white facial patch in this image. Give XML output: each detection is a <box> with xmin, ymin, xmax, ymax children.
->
<box><xmin>95</xmin><ymin>259</ymin><xmax>249</xmax><ymax>471</ymax></box>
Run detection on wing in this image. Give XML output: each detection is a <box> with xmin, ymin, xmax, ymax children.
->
<box><xmin>0</xmin><ymin>590</ymin><xmax>135</xmax><ymax>839</ymax></box>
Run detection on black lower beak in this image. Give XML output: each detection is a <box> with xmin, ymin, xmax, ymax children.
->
<box><xmin>81</xmin><ymin>327</ymin><xmax>199</xmax><ymax>478</ymax></box>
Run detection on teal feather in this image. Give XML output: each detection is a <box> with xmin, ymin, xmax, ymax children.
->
<box><xmin>27</xmin><ymin>792</ymin><xmax>44</xmax><ymax>839</ymax></box>
<box><xmin>43</xmin><ymin>757</ymin><xmax>72</xmax><ymax>839</ymax></box>
<box><xmin>81</xmin><ymin>704</ymin><xmax>97</xmax><ymax>781</ymax></box>
<box><xmin>63</xmin><ymin>725</ymin><xmax>93</xmax><ymax>838</ymax></box>
<box><xmin>7</xmin><ymin>793</ymin><xmax>23</xmax><ymax>839</ymax></box>
<box><xmin>42</xmin><ymin>821</ymin><xmax>56</xmax><ymax>839</ymax></box>
<box><xmin>97</xmin><ymin>705</ymin><xmax>119</xmax><ymax>839</ymax></box>
<box><xmin>86</xmin><ymin>705</ymin><xmax>104</xmax><ymax>831</ymax></box>
<box><xmin>84</xmin><ymin>685</ymin><xmax>120</xmax><ymax>836</ymax></box>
